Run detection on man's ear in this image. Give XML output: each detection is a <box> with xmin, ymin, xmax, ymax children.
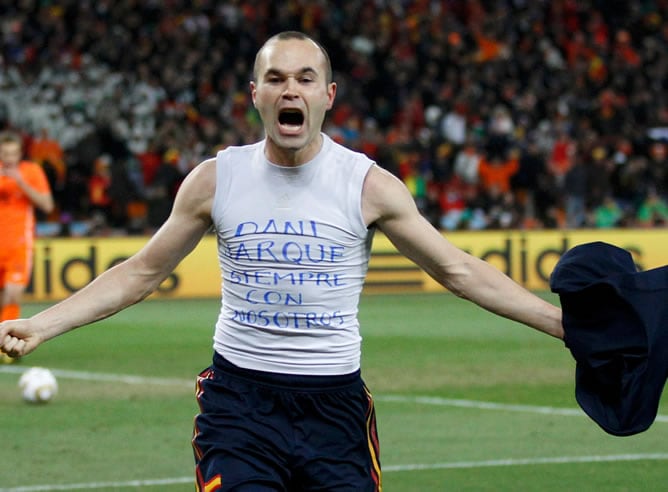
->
<box><xmin>326</xmin><ymin>82</ymin><xmax>337</xmax><ymax>110</ymax></box>
<box><xmin>250</xmin><ymin>81</ymin><xmax>257</xmax><ymax>107</ymax></box>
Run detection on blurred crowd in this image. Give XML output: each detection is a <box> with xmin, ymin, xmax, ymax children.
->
<box><xmin>1</xmin><ymin>0</ymin><xmax>668</xmax><ymax>236</ymax></box>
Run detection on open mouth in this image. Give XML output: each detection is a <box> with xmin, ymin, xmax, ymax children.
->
<box><xmin>278</xmin><ymin>109</ymin><xmax>305</xmax><ymax>131</ymax></box>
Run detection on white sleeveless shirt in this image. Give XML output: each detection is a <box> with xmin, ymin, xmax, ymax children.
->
<box><xmin>211</xmin><ymin>134</ymin><xmax>375</xmax><ymax>375</ymax></box>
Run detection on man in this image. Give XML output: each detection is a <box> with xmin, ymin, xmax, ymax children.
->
<box><xmin>0</xmin><ymin>32</ymin><xmax>563</xmax><ymax>491</ymax></box>
<box><xmin>0</xmin><ymin>131</ymin><xmax>54</xmax><ymax>363</ymax></box>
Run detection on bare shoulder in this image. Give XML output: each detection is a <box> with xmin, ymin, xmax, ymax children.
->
<box><xmin>363</xmin><ymin>163</ymin><xmax>404</xmax><ymax>192</ymax></box>
<box><xmin>184</xmin><ymin>158</ymin><xmax>217</xmax><ymax>190</ymax></box>
<box><xmin>362</xmin><ymin>163</ymin><xmax>418</xmax><ymax>226</ymax></box>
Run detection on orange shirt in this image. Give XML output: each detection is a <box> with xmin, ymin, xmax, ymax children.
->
<box><xmin>0</xmin><ymin>160</ymin><xmax>51</xmax><ymax>248</ymax></box>
<box><xmin>477</xmin><ymin>157</ymin><xmax>519</xmax><ymax>193</ymax></box>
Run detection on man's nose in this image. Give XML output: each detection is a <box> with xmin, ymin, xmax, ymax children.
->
<box><xmin>282</xmin><ymin>77</ymin><xmax>300</xmax><ymax>97</ymax></box>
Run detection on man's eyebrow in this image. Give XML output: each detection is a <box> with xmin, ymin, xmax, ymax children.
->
<box><xmin>263</xmin><ymin>67</ymin><xmax>319</xmax><ymax>77</ymax></box>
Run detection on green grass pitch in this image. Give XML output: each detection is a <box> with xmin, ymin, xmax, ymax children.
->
<box><xmin>0</xmin><ymin>293</ymin><xmax>666</xmax><ymax>491</ymax></box>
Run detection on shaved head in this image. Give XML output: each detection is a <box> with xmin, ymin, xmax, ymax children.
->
<box><xmin>253</xmin><ymin>31</ymin><xmax>333</xmax><ymax>83</ymax></box>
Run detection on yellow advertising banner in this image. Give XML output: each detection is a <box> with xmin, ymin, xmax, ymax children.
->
<box><xmin>26</xmin><ymin>235</ymin><xmax>220</xmax><ymax>301</ymax></box>
<box><xmin>420</xmin><ymin>229</ymin><xmax>668</xmax><ymax>292</ymax></box>
<box><xmin>25</xmin><ymin>229</ymin><xmax>668</xmax><ymax>302</ymax></box>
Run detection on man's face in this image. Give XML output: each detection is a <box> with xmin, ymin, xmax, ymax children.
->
<box><xmin>0</xmin><ymin>141</ymin><xmax>22</xmax><ymax>168</ymax></box>
<box><xmin>251</xmin><ymin>38</ymin><xmax>336</xmax><ymax>164</ymax></box>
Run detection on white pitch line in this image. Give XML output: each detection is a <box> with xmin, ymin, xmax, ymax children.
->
<box><xmin>0</xmin><ymin>365</ymin><xmax>193</xmax><ymax>388</ymax></box>
<box><xmin>2</xmin><ymin>366</ymin><xmax>667</xmax><ymax>422</ymax></box>
<box><xmin>376</xmin><ymin>394</ymin><xmax>584</xmax><ymax>416</ymax></box>
<box><xmin>0</xmin><ymin>477</ymin><xmax>194</xmax><ymax>492</ymax></box>
<box><xmin>382</xmin><ymin>453</ymin><xmax>668</xmax><ymax>472</ymax></box>
<box><xmin>2</xmin><ymin>454</ymin><xmax>668</xmax><ymax>491</ymax></box>
<box><xmin>375</xmin><ymin>394</ymin><xmax>668</xmax><ymax>423</ymax></box>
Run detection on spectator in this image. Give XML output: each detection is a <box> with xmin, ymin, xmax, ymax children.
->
<box><xmin>511</xmin><ymin>138</ymin><xmax>547</xmax><ymax>221</ymax></box>
<box><xmin>484</xmin><ymin>186</ymin><xmax>522</xmax><ymax>230</ymax></box>
<box><xmin>87</xmin><ymin>154</ymin><xmax>113</xmax><ymax>227</ymax></box>
<box><xmin>438</xmin><ymin>175</ymin><xmax>474</xmax><ymax>231</ymax></box>
<box><xmin>145</xmin><ymin>148</ymin><xmax>184</xmax><ymax>232</ymax></box>
<box><xmin>586</xmin><ymin>145</ymin><xmax>614</xmax><ymax>210</ymax></box>
<box><xmin>592</xmin><ymin>195</ymin><xmax>624</xmax><ymax>228</ymax></box>
<box><xmin>563</xmin><ymin>157</ymin><xmax>589</xmax><ymax>229</ymax></box>
<box><xmin>614</xmin><ymin>155</ymin><xmax>652</xmax><ymax>212</ymax></box>
<box><xmin>477</xmin><ymin>148</ymin><xmax>519</xmax><ymax>195</ymax></box>
<box><xmin>440</xmin><ymin>100</ymin><xmax>468</xmax><ymax>147</ymax></box>
<box><xmin>647</xmin><ymin>142</ymin><xmax>668</xmax><ymax>196</ymax></box>
<box><xmin>452</xmin><ymin>139</ymin><xmax>482</xmax><ymax>186</ymax></box>
<box><xmin>547</xmin><ymin>127</ymin><xmax>576</xmax><ymax>189</ymax></box>
<box><xmin>635</xmin><ymin>188</ymin><xmax>668</xmax><ymax>228</ymax></box>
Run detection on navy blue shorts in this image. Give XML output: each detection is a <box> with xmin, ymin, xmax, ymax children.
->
<box><xmin>192</xmin><ymin>353</ymin><xmax>382</xmax><ymax>491</ymax></box>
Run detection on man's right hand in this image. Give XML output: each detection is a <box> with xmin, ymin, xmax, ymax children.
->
<box><xmin>0</xmin><ymin>319</ymin><xmax>40</xmax><ymax>358</ymax></box>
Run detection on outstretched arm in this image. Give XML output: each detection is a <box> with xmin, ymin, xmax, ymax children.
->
<box><xmin>362</xmin><ymin>164</ymin><xmax>563</xmax><ymax>339</ymax></box>
<box><xmin>0</xmin><ymin>158</ymin><xmax>217</xmax><ymax>357</ymax></box>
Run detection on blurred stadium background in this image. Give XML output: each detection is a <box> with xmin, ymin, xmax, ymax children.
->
<box><xmin>2</xmin><ymin>1</ymin><xmax>668</xmax><ymax>236</ymax></box>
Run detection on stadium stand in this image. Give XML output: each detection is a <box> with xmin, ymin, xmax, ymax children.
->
<box><xmin>1</xmin><ymin>1</ymin><xmax>667</xmax><ymax>235</ymax></box>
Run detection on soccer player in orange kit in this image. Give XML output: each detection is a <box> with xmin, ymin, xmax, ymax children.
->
<box><xmin>0</xmin><ymin>131</ymin><xmax>54</xmax><ymax>363</ymax></box>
